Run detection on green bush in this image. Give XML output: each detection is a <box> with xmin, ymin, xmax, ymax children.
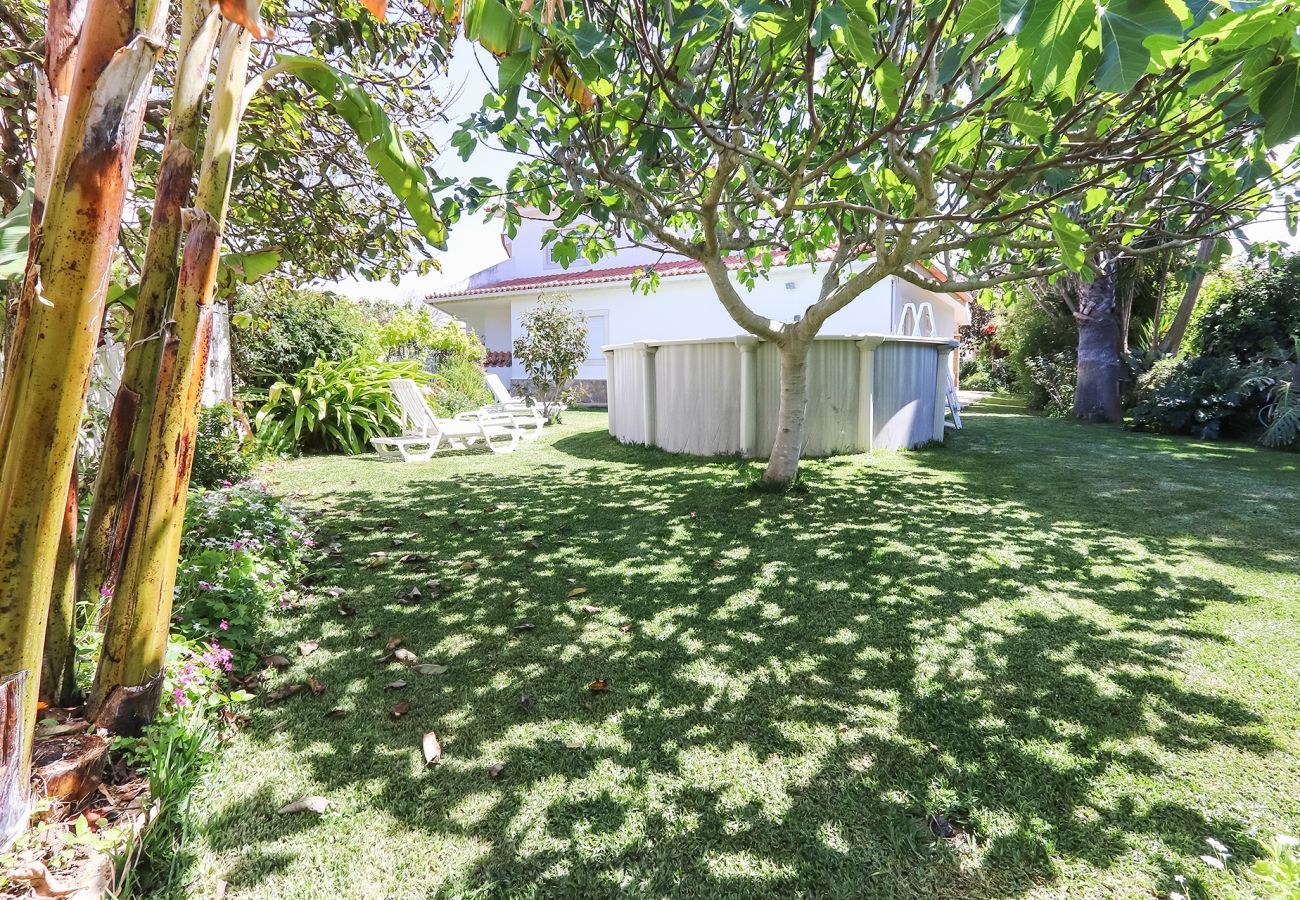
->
<box><xmin>1191</xmin><ymin>255</ymin><xmax>1300</xmax><ymax>361</ymax></box>
<box><xmin>1022</xmin><ymin>351</ymin><xmax>1077</xmax><ymax>417</ymax></box>
<box><xmin>190</xmin><ymin>403</ymin><xmax>256</xmax><ymax>489</ymax></box>
<box><xmin>1128</xmin><ymin>356</ymin><xmax>1273</xmax><ymax>441</ymax></box>
<box><xmin>998</xmin><ymin>301</ymin><xmax>1077</xmax><ymax>409</ymax></box>
<box><xmin>427</xmin><ymin>356</ymin><xmax>493</xmax><ymax>417</ymax></box>
<box><xmin>173</xmin><ymin>481</ymin><xmax>312</xmax><ymax>653</ymax></box>
<box><xmin>961</xmin><ymin>369</ymin><xmax>996</xmax><ymax>392</ymax></box>
<box><xmin>232</xmin><ymin>285</ymin><xmax>372</xmax><ymax>388</ymax></box>
<box><xmin>253</xmin><ymin>355</ymin><xmax>429</xmax><ymax>454</ymax></box>
<box><xmin>367</xmin><ymin>305</ymin><xmax>486</xmax><ymax>365</ymax></box>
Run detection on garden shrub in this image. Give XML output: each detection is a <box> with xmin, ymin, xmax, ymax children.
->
<box><xmin>514</xmin><ymin>293</ymin><xmax>588</xmax><ymax>422</ymax></box>
<box><xmin>253</xmin><ymin>355</ymin><xmax>429</xmax><ymax>454</ymax></box>
<box><xmin>232</xmin><ymin>284</ymin><xmax>371</xmax><ymax>388</ymax></box>
<box><xmin>427</xmin><ymin>355</ymin><xmax>493</xmax><ymax>417</ymax></box>
<box><xmin>190</xmin><ymin>403</ymin><xmax>255</xmax><ymax>489</ymax></box>
<box><xmin>1190</xmin><ymin>255</ymin><xmax>1300</xmax><ymax>361</ymax></box>
<box><xmin>998</xmin><ymin>300</ymin><xmax>1077</xmax><ymax>409</ymax></box>
<box><xmin>1128</xmin><ymin>356</ymin><xmax>1275</xmax><ymax>441</ymax></box>
<box><xmin>173</xmin><ymin>481</ymin><xmax>312</xmax><ymax>653</ymax></box>
<box><xmin>1130</xmin><ymin>257</ymin><xmax>1300</xmax><ymax>449</ymax></box>
<box><xmin>1022</xmin><ymin>351</ymin><xmax>1077</xmax><ymax>417</ymax></box>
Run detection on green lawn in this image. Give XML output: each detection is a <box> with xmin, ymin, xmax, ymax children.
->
<box><xmin>186</xmin><ymin>399</ymin><xmax>1300</xmax><ymax>898</ymax></box>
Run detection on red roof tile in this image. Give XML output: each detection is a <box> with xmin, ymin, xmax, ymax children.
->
<box><xmin>426</xmin><ymin>251</ymin><xmax>968</xmax><ymax>303</ymax></box>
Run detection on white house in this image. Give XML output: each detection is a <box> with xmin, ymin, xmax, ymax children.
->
<box><xmin>425</xmin><ymin>214</ymin><xmax>971</xmax><ymax>403</ymax></box>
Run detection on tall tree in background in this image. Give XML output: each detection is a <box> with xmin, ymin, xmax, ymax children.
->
<box><xmin>450</xmin><ymin>0</ymin><xmax>1300</xmax><ymax>483</ymax></box>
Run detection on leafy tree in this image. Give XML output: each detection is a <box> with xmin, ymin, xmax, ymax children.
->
<box><xmin>232</xmin><ymin>283</ymin><xmax>373</xmax><ymax>388</ymax></box>
<box><xmin>514</xmin><ymin>293</ymin><xmax>588</xmax><ymax>423</ymax></box>
<box><xmin>449</xmin><ymin>0</ymin><xmax>1300</xmax><ymax>484</ymax></box>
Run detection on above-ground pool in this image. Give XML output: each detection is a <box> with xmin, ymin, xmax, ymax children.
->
<box><xmin>604</xmin><ymin>334</ymin><xmax>958</xmax><ymax>457</ymax></box>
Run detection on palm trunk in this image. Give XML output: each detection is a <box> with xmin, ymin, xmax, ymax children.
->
<box><xmin>1072</xmin><ymin>266</ymin><xmax>1123</xmax><ymax>422</ymax></box>
<box><xmin>40</xmin><ymin>474</ymin><xmax>81</xmax><ymax>708</ymax></box>
<box><xmin>78</xmin><ymin>0</ymin><xmax>220</xmax><ymax>616</ymax></box>
<box><xmin>0</xmin><ymin>0</ymin><xmax>169</xmax><ymax>823</ymax></box>
<box><xmin>762</xmin><ymin>339</ymin><xmax>811</xmax><ymax>487</ymax></box>
<box><xmin>91</xmin><ymin>23</ymin><xmax>252</xmax><ymax>732</ymax></box>
<box><xmin>1157</xmin><ymin>237</ymin><xmax>1214</xmax><ymax>356</ymax></box>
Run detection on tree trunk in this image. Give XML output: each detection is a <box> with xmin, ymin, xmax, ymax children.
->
<box><xmin>40</xmin><ymin>474</ymin><xmax>80</xmax><ymax>708</ymax></box>
<box><xmin>1072</xmin><ymin>266</ymin><xmax>1124</xmax><ymax>423</ymax></box>
<box><xmin>0</xmin><ymin>673</ymin><xmax>28</xmax><ymax>849</ymax></box>
<box><xmin>0</xmin><ymin>0</ymin><xmax>169</xmax><ymax>822</ymax></box>
<box><xmin>91</xmin><ymin>22</ymin><xmax>251</xmax><ymax>732</ymax></box>
<box><xmin>77</xmin><ymin>0</ymin><xmax>220</xmax><ymax>616</ymax></box>
<box><xmin>1158</xmin><ymin>237</ymin><xmax>1215</xmax><ymax>356</ymax></box>
<box><xmin>762</xmin><ymin>339</ymin><xmax>811</xmax><ymax>487</ymax></box>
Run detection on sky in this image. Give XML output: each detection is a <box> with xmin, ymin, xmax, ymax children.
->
<box><xmin>325</xmin><ymin>46</ymin><xmax>1298</xmax><ymax>305</ymax></box>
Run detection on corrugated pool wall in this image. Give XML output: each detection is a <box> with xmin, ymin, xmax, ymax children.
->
<box><xmin>604</xmin><ymin>335</ymin><xmax>956</xmax><ymax>457</ymax></box>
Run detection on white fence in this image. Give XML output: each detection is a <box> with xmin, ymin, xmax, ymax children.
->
<box><xmin>605</xmin><ymin>334</ymin><xmax>958</xmax><ymax>457</ymax></box>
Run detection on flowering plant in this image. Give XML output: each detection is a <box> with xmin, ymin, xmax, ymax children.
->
<box><xmin>173</xmin><ymin>481</ymin><xmax>312</xmax><ymax>655</ymax></box>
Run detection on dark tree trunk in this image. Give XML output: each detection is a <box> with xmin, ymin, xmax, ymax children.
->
<box><xmin>1073</xmin><ymin>266</ymin><xmax>1124</xmax><ymax>423</ymax></box>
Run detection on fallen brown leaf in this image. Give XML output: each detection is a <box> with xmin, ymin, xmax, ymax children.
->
<box><xmin>393</xmin><ymin>648</ymin><xmax>419</xmax><ymax>665</ymax></box>
<box><xmin>384</xmin><ymin>680</ymin><xmax>407</xmax><ymax>691</ymax></box>
<box><xmin>324</xmin><ymin>708</ymin><xmax>347</xmax><ymax>719</ymax></box>
<box><xmin>337</xmin><ymin>603</ymin><xmax>356</xmax><ymax>617</ymax></box>
<box><xmin>567</xmin><ymin>587</ymin><xmax>589</xmax><ymax>598</ymax></box>
<box><xmin>267</xmin><ymin>683</ymin><xmax>304</xmax><ymax>702</ymax></box>
<box><xmin>518</xmin><ymin>695</ymin><xmax>535</xmax><ymax>713</ymax></box>
<box><xmin>306</xmin><ymin>676</ymin><xmax>326</xmax><ymax>697</ymax></box>
<box><xmin>411</xmin><ymin>663</ymin><xmax>448</xmax><ymax>676</ymax></box>
<box><xmin>365</xmin><ymin>628</ymin><xmax>381</xmax><ymax>639</ymax></box>
<box><xmin>422</xmin><ymin>731</ymin><xmax>442</xmax><ymax>765</ymax></box>
<box><xmin>512</xmin><ymin>622</ymin><xmax>535</xmax><ymax>632</ymax></box>
<box><xmin>457</xmin><ymin>560</ymin><xmax>480</xmax><ymax>573</ymax></box>
<box><xmin>618</xmin><ymin>624</ymin><xmax>633</xmax><ymax>633</ymax></box>
<box><xmin>488</xmin><ymin>762</ymin><xmax>505</xmax><ymax>779</ymax></box>
<box><xmin>523</xmin><ymin>539</ymin><xmax>539</xmax><ymax>550</ymax></box>
<box><xmin>588</xmin><ymin>679</ymin><xmax>610</xmax><ymax>693</ymax></box>
<box><xmin>579</xmin><ymin>604</ymin><xmax>602</xmax><ymax>614</ymax></box>
<box><xmin>261</xmin><ymin>654</ymin><xmax>291</xmax><ymax>669</ymax></box>
<box><xmin>390</xmin><ymin>701</ymin><xmax>412</xmax><ymax>719</ymax></box>
<box><xmin>384</xmin><ymin>637</ymin><xmax>404</xmax><ymax>652</ymax></box>
<box><xmin>297</xmin><ymin>641</ymin><xmax>319</xmax><ymax>657</ymax></box>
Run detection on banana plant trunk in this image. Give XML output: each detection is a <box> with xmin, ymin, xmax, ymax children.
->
<box><xmin>40</xmin><ymin>475</ymin><xmax>81</xmax><ymax>708</ymax></box>
<box><xmin>78</xmin><ymin>0</ymin><xmax>221</xmax><ymax>619</ymax></box>
<box><xmin>0</xmin><ymin>0</ymin><xmax>169</xmax><ymax>830</ymax></box>
<box><xmin>91</xmin><ymin>23</ymin><xmax>253</xmax><ymax>732</ymax></box>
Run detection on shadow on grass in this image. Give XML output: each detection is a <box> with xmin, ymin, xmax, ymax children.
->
<box><xmin>200</xmin><ymin>400</ymin><xmax>1296</xmax><ymax>898</ymax></box>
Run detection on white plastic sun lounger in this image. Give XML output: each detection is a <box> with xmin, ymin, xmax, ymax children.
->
<box><xmin>371</xmin><ymin>379</ymin><xmax>520</xmax><ymax>462</ymax></box>
<box><xmin>482</xmin><ymin>373</ymin><xmax>545</xmax><ymax>439</ymax></box>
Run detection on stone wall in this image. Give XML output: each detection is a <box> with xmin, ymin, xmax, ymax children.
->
<box><xmin>511</xmin><ymin>379</ymin><xmax>607</xmax><ymax>406</ymax></box>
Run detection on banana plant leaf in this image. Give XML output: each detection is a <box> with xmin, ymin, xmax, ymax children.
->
<box><xmin>271</xmin><ymin>55</ymin><xmax>448</xmax><ymax>249</ymax></box>
<box><xmin>0</xmin><ymin>190</ymin><xmax>32</xmax><ymax>283</ymax></box>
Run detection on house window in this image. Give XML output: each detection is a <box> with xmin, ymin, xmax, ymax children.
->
<box><xmin>543</xmin><ymin>236</ymin><xmax>590</xmax><ymax>270</ymax></box>
<box><xmin>584</xmin><ymin>312</ymin><xmax>609</xmax><ymax>362</ymax></box>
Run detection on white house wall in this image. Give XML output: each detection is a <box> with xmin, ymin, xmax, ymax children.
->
<box><xmin>501</xmin><ymin>265</ymin><xmax>898</xmax><ymax>384</ymax></box>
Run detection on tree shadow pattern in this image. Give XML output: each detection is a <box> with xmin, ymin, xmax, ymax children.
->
<box><xmin>191</xmin><ymin>400</ymin><xmax>1300</xmax><ymax>899</ymax></box>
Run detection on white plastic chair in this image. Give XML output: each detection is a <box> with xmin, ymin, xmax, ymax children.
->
<box><xmin>371</xmin><ymin>379</ymin><xmax>520</xmax><ymax>462</ymax></box>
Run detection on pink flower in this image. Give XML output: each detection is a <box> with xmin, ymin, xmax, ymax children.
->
<box><xmin>219</xmin><ymin>619</ymin><xmax>229</xmax><ymax>631</ymax></box>
<box><xmin>99</xmin><ymin>586</ymin><xmax>113</xmax><ymax>599</ymax></box>
<box><xmin>173</xmin><ymin>687</ymin><xmax>189</xmax><ymax>707</ymax></box>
